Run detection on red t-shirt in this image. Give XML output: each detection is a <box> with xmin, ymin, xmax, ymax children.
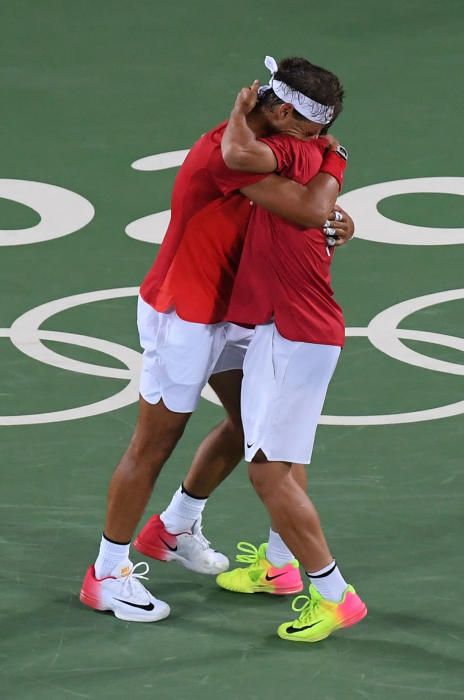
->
<box><xmin>227</xmin><ymin>136</ymin><xmax>345</xmax><ymax>347</ymax></box>
<box><xmin>139</xmin><ymin>122</ymin><xmax>266</xmax><ymax>323</ymax></box>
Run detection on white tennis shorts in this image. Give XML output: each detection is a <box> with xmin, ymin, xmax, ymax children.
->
<box><xmin>137</xmin><ymin>296</ymin><xmax>253</xmax><ymax>413</ymax></box>
<box><xmin>241</xmin><ymin>322</ymin><xmax>341</xmax><ymax>464</ymax></box>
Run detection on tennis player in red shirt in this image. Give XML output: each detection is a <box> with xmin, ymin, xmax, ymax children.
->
<box><xmin>80</xmin><ymin>57</ymin><xmax>354</xmax><ymax>623</ymax></box>
<box><xmin>214</xmin><ymin>60</ymin><xmax>367</xmax><ymax>643</ymax></box>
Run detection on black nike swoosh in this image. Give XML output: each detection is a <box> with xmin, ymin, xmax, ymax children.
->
<box><xmin>114</xmin><ymin>598</ymin><xmax>155</xmax><ymax>611</ymax></box>
<box><xmin>246</xmin><ymin>442</ymin><xmax>255</xmax><ymax>448</ymax></box>
<box><xmin>265</xmin><ymin>572</ymin><xmax>286</xmax><ymax>581</ymax></box>
<box><xmin>285</xmin><ymin>620</ymin><xmax>323</xmax><ymax>633</ymax></box>
<box><xmin>160</xmin><ymin>537</ymin><xmax>177</xmax><ymax>552</ymax></box>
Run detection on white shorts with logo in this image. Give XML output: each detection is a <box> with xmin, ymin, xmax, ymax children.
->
<box><xmin>241</xmin><ymin>323</ymin><xmax>341</xmax><ymax>464</ymax></box>
<box><xmin>137</xmin><ymin>296</ymin><xmax>253</xmax><ymax>413</ymax></box>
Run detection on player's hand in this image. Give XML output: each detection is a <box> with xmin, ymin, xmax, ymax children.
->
<box><xmin>232</xmin><ymin>80</ymin><xmax>260</xmax><ymax>115</ymax></box>
<box><xmin>323</xmin><ymin>205</ymin><xmax>355</xmax><ymax>247</ymax></box>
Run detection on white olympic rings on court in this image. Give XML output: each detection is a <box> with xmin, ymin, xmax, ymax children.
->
<box><xmin>1</xmin><ymin>167</ymin><xmax>462</xmax><ymax>424</ymax></box>
<box><xmin>0</xmin><ymin>179</ymin><xmax>95</xmax><ymax>246</ymax></box>
<box><xmin>0</xmin><ymin>288</ymin><xmax>140</xmax><ymax>425</ymax></box>
<box><xmin>320</xmin><ymin>287</ymin><xmax>464</xmax><ymax>425</ymax></box>
<box><xmin>126</xmin><ymin>154</ymin><xmax>464</xmax><ymax>247</ymax></box>
<box><xmin>0</xmin><ymin>287</ymin><xmax>463</xmax><ymax>426</ymax></box>
<box><xmin>125</xmin><ymin>150</ymin><xmax>189</xmax><ymax>244</ymax></box>
<box><xmin>338</xmin><ymin>177</ymin><xmax>464</xmax><ymax>245</ymax></box>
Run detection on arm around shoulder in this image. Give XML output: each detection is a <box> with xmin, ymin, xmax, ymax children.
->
<box><xmin>221</xmin><ymin>112</ymin><xmax>278</xmax><ymax>173</ymax></box>
<box><xmin>221</xmin><ymin>82</ymin><xmax>277</xmax><ymax>173</ymax></box>
<box><xmin>241</xmin><ymin>174</ymin><xmax>335</xmax><ymax>229</ymax></box>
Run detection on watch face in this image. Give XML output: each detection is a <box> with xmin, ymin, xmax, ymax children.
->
<box><xmin>336</xmin><ymin>145</ymin><xmax>348</xmax><ymax>161</ymax></box>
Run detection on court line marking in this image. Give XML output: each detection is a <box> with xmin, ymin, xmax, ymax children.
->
<box><xmin>1</xmin><ymin>287</ymin><xmax>463</xmax><ymax>425</ymax></box>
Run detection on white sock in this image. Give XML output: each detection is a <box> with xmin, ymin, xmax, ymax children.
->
<box><xmin>160</xmin><ymin>484</ymin><xmax>207</xmax><ymax>534</ymax></box>
<box><xmin>94</xmin><ymin>534</ymin><xmax>130</xmax><ymax>579</ymax></box>
<box><xmin>306</xmin><ymin>560</ymin><xmax>348</xmax><ymax>602</ymax></box>
<box><xmin>266</xmin><ymin>529</ymin><xmax>295</xmax><ymax>567</ymax></box>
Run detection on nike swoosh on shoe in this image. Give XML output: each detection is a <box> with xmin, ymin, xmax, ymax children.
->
<box><xmin>160</xmin><ymin>537</ymin><xmax>178</xmax><ymax>552</ymax></box>
<box><xmin>265</xmin><ymin>572</ymin><xmax>286</xmax><ymax>581</ymax></box>
<box><xmin>114</xmin><ymin>598</ymin><xmax>155</xmax><ymax>611</ymax></box>
<box><xmin>285</xmin><ymin>620</ymin><xmax>323</xmax><ymax>633</ymax></box>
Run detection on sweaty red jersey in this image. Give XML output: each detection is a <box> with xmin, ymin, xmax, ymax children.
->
<box><xmin>227</xmin><ymin>136</ymin><xmax>345</xmax><ymax>347</ymax></box>
<box><xmin>139</xmin><ymin>122</ymin><xmax>266</xmax><ymax>323</ymax></box>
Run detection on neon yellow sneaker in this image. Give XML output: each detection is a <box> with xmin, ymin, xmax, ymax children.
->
<box><xmin>277</xmin><ymin>583</ymin><xmax>367</xmax><ymax>642</ymax></box>
<box><xmin>216</xmin><ymin>542</ymin><xmax>303</xmax><ymax>595</ymax></box>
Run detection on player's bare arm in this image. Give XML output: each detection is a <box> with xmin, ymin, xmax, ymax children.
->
<box><xmin>240</xmin><ymin>136</ymin><xmax>346</xmax><ymax>229</ymax></box>
<box><xmin>241</xmin><ymin>175</ymin><xmax>337</xmax><ymax>229</ymax></box>
<box><xmin>241</xmin><ymin>152</ymin><xmax>350</xmax><ymax>232</ymax></box>
<box><xmin>221</xmin><ymin>80</ymin><xmax>279</xmax><ymax>173</ymax></box>
<box><xmin>221</xmin><ymin>80</ymin><xmax>349</xmax><ymax>228</ymax></box>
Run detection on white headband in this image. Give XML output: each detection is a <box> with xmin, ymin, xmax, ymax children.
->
<box><xmin>262</xmin><ymin>55</ymin><xmax>334</xmax><ymax>125</ymax></box>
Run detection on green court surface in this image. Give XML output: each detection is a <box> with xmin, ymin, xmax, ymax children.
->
<box><xmin>1</xmin><ymin>1</ymin><xmax>464</xmax><ymax>699</ymax></box>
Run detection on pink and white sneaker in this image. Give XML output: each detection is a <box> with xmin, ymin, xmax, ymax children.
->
<box><xmin>134</xmin><ymin>514</ymin><xmax>229</xmax><ymax>575</ymax></box>
<box><xmin>80</xmin><ymin>560</ymin><xmax>170</xmax><ymax>622</ymax></box>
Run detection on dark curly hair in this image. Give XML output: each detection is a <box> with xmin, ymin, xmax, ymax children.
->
<box><xmin>258</xmin><ymin>56</ymin><xmax>344</xmax><ymax>131</ymax></box>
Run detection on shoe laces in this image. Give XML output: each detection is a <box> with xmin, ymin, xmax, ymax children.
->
<box><xmin>192</xmin><ymin>521</ymin><xmax>212</xmax><ymax>551</ymax></box>
<box><xmin>234</xmin><ymin>542</ymin><xmax>267</xmax><ymax>582</ymax></box>
<box><xmin>291</xmin><ymin>589</ymin><xmax>321</xmax><ymax>625</ymax></box>
<box><xmin>235</xmin><ymin>541</ymin><xmax>261</xmax><ymax>564</ymax></box>
<box><xmin>119</xmin><ymin>561</ymin><xmax>150</xmax><ymax>598</ymax></box>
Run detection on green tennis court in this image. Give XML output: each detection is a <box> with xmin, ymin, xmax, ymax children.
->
<box><xmin>1</xmin><ymin>1</ymin><xmax>463</xmax><ymax>698</ymax></box>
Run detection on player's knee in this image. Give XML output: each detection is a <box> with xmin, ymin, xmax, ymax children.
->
<box><xmin>223</xmin><ymin>416</ymin><xmax>244</xmax><ymax>445</ymax></box>
<box><xmin>131</xmin><ymin>424</ymin><xmax>182</xmax><ymax>470</ymax></box>
<box><xmin>248</xmin><ymin>463</ymin><xmax>272</xmax><ymax>498</ymax></box>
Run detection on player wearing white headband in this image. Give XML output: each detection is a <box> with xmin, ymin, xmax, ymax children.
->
<box><xmin>261</xmin><ymin>55</ymin><xmax>335</xmax><ymax>125</ymax></box>
<box><xmin>80</xmin><ymin>55</ymin><xmax>354</xmax><ymax>623</ymax></box>
<box><xmin>214</xmin><ymin>56</ymin><xmax>367</xmax><ymax>643</ymax></box>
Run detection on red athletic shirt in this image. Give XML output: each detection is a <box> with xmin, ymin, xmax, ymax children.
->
<box><xmin>226</xmin><ymin>137</ymin><xmax>346</xmax><ymax>347</ymax></box>
<box><xmin>139</xmin><ymin>122</ymin><xmax>266</xmax><ymax>323</ymax></box>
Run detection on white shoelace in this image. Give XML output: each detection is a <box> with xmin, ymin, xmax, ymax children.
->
<box><xmin>192</xmin><ymin>522</ymin><xmax>212</xmax><ymax>551</ymax></box>
<box><xmin>119</xmin><ymin>561</ymin><xmax>150</xmax><ymax>599</ymax></box>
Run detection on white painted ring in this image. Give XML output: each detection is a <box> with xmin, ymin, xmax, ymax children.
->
<box><xmin>0</xmin><ymin>179</ymin><xmax>94</xmax><ymax>246</ymax></box>
<box><xmin>338</xmin><ymin>177</ymin><xmax>464</xmax><ymax>245</ymax></box>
